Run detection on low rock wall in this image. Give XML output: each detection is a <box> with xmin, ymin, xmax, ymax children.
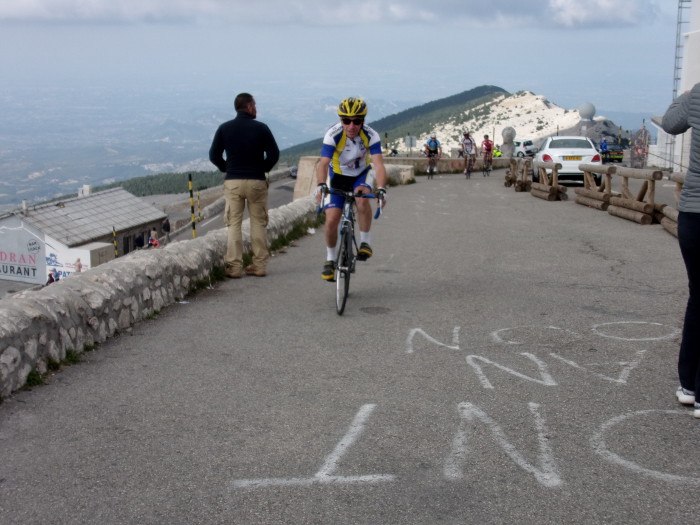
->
<box><xmin>0</xmin><ymin>196</ymin><xmax>317</xmax><ymax>398</ymax></box>
<box><xmin>383</xmin><ymin>156</ymin><xmax>511</xmax><ymax>174</ymax></box>
<box><xmin>292</xmin><ymin>156</ymin><xmax>415</xmax><ymax>200</ymax></box>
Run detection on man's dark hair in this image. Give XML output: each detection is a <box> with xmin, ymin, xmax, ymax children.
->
<box><xmin>234</xmin><ymin>93</ymin><xmax>254</xmax><ymax>112</ymax></box>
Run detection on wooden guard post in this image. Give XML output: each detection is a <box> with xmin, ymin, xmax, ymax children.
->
<box><xmin>574</xmin><ymin>164</ymin><xmax>616</xmax><ymax>211</ymax></box>
<box><xmin>606</xmin><ymin>166</ymin><xmax>663</xmax><ymax>225</ymax></box>
<box><xmin>531</xmin><ymin>161</ymin><xmax>567</xmax><ymax>201</ymax></box>
<box><xmin>504</xmin><ymin>158</ymin><xmax>532</xmax><ymax>192</ymax></box>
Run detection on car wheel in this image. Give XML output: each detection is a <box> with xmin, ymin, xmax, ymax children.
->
<box><xmin>517</xmin><ymin>152</ymin><xmax>524</xmax><ymax>157</ymax></box>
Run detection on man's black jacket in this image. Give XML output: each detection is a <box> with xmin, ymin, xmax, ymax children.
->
<box><xmin>209</xmin><ymin>111</ymin><xmax>280</xmax><ymax>181</ymax></box>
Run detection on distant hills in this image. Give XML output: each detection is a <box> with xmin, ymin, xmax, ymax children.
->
<box><xmin>280</xmin><ymin>85</ymin><xmax>509</xmax><ymax>163</ymax></box>
<box><xmin>280</xmin><ymin>85</ymin><xmax>646</xmax><ymax>163</ymax></box>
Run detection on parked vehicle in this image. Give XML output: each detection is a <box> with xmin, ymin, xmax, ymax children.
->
<box><xmin>513</xmin><ymin>139</ymin><xmax>537</xmax><ymax>157</ymax></box>
<box><xmin>534</xmin><ymin>136</ymin><xmax>602</xmax><ymax>184</ymax></box>
<box><xmin>602</xmin><ymin>143</ymin><xmax>624</xmax><ymax>163</ymax></box>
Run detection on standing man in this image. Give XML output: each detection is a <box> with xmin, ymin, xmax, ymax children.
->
<box><xmin>315</xmin><ymin>97</ymin><xmax>387</xmax><ymax>281</ymax></box>
<box><xmin>209</xmin><ymin>93</ymin><xmax>279</xmax><ymax>278</ymax></box>
<box><xmin>461</xmin><ymin>130</ymin><xmax>477</xmax><ymax>179</ymax></box>
<box><xmin>662</xmin><ymin>83</ymin><xmax>700</xmax><ymax>418</ymax></box>
<box><xmin>162</xmin><ymin>217</ymin><xmax>171</xmax><ymax>243</ymax></box>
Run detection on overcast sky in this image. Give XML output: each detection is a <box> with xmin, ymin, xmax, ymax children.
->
<box><xmin>0</xmin><ymin>0</ymin><xmax>681</xmax><ymax>121</ymax></box>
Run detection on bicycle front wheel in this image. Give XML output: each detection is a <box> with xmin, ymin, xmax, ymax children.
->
<box><xmin>335</xmin><ymin>225</ymin><xmax>352</xmax><ymax>315</ymax></box>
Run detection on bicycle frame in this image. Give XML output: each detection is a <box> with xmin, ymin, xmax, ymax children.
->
<box><xmin>482</xmin><ymin>151</ymin><xmax>493</xmax><ymax>176</ymax></box>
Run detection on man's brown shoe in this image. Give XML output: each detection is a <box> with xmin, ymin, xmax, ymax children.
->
<box><xmin>245</xmin><ymin>265</ymin><xmax>267</xmax><ymax>277</ymax></box>
<box><xmin>225</xmin><ymin>268</ymin><xmax>242</xmax><ymax>279</ymax></box>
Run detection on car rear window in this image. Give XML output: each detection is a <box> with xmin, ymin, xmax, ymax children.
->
<box><xmin>549</xmin><ymin>139</ymin><xmax>591</xmax><ymax>149</ymax></box>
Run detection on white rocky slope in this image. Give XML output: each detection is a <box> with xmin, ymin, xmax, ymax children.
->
<box><xmin>393</xmin><ymin>90</ymin><xmax>597</xmax><ymax>156</ymax></box>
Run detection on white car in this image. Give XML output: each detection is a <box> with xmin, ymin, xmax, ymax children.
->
<box><xmin>513</xmin><ymin>139</ymin><xmax>537</xmax><ymax>157</ymax></box>
<box><xmin>533</xmin><ymin>135</ymin><xmax>602</xmax><ymax>184</ymax></box>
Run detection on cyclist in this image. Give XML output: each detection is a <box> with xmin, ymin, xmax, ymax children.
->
<box><xmin>600</xmin><ymin>138</ymin><xmax>609</xmax><ymax>162</ymax></box>
<box><xmin>481</xmin><ymin>134</ymin><xmax>494</xmax><ymax>175</ymax></box>
<box><xmin>424</xmin><ymin>133</ymin><xmax>442</xmax><ymax>179</ymax></box>
<box><xmin>461</xmin><ymin>130</ymin><xmax>477</xmax><ymax>178</ymax></box>
<box><xmin>315</xmin><ymin>97</ymin><xmax>387</xmax><ymax>281</ymax></box>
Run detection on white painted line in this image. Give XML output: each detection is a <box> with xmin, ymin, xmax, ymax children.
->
<box><xmin>231</xmin><ymin>404</ymin><xmax>396</xmax><ymax>489</ymax></box>
<box><xmin>199</xmin><ymin>216</ymin><xmax>219</xmax><ymax>228</ymax></box>
<box><xmin>549</xmin><ymin>349</ymin><xmax>647</xmax><ymax>384</ymax></box>
<box><xmin>405</xmin><ymin>327</ymin><xmax>460</xmax><ymax>354</ymax></box>
<box><xmin>465</xmin><ymin>353</ymin><xmax>557</xmax><ymax>389</ymax></box>
<box><xmin>591</xmin><ymin>321</ymin><xmax>680</xmax><ymax>341</ymax></box>
<box><xmin>444</xmin><ymin>402</ymin><xmax>562</xmax><ymax>488</ymax></box>
<box><xmin>591</xmin><ymin>409</ymin><xmax>700</xmax><ymax>485</ymax></box>
<box><xmin>490</xmin><ymin>325</ymin><xmax>580</xmax><ymax>347</ymax></box>
<box><xmin>316</xmin><ymin>404</ymin><xmax>378</xmax><ymax>478</ymax></box>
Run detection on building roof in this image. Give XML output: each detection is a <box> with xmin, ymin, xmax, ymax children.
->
<box><xmin>17</xmin><ymin>187</ymin><xmax>166</xmax><ymax>247</ymax></box>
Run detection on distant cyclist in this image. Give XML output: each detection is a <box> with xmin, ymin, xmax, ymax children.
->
<box><xmin>315</xmin><ymin>97</ymin><xmax>387</xmax><ymax>281</ymax></box>
<box><xmin>600</xmin><ymin>138</ymin><xmax>609</xmax><ymax>162</ymax></box>
<box><xmin>461</xmin><ymin>130</ymin><xmax>477</xmax><ymax>178</ymax></box>
<box><xmin>481</xmin><ymin>134</ymin><xmax>494</xmax><ymax>175</ymax></box>
<box><xmin>424</xmin><ymin>133</ymin><xmax>442</xmax><ymax>179</ymax></box>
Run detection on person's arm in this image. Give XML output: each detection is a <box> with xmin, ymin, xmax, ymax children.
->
<box><xmin>371</xmin><ymin>152</ymin><xmax>388</xmax><ymax>207</ymax></box>
<box><xmin>263</xmin><ymin>127</ymin><xmax>280</xmax><ymax>172</ymax></box>
<box><xmin>208</xmin><ymin>128</ymin><xmax>227</xmax><ymax>172</ymax></box>
<box><xmin>315</xmin><ymin>156</ymin><xmax>331</xmax><ymax>203</ymax></box>
<box><xmin>371</xmin><ymin>153</ymin><xmax>387</xmax><ymax>190</ymax></box>
<box><xmin>316</xmin><ymin>156</ymin><xmax>331</xmax><ymax>185</ymax></box>
<box><xmin>662</xmin><ymin>91</ymin><xmax>691</xmax><ymax>136</ymax></box>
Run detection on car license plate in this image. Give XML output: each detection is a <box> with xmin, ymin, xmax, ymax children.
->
<box><xmin>564</xmin><ymin>156</ymin><xmax>582</xmax><ymax>161</ymax></box>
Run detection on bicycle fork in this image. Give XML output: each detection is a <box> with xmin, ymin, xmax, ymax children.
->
<box><xmin>338</xmin><ymin>203</ymin><xmax>357</xmax><ymax>274</ymax></box>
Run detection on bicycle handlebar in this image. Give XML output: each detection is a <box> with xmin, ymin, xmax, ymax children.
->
<box><xmin>316</xmin><ymin>188</ymin><xmax>383</xmax><ymax>219</ymax></box>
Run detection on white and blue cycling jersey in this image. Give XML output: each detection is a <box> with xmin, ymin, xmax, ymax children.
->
<box><xmin>320</xmin><ymin>122</ymin><xmax>383</xmax><ymax>177</ymax></box>
<box><xmin>424</xmin><ymin>138</ymin><xmax>441</xmax><ymax>153</ymax></box>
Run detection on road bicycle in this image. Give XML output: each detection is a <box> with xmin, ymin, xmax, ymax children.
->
<box><xmin>320</xmin><ymin>188</ymin><xmax>382</xmax><ymax>315</ymax></box>
<box><xmin>464</xmin><ymin>153</ymin><xmax>475</xmax><ymax>179</ymax></box>
<box><xmin>426</xmin><ymin>152</ymin><xmax>439</xmax><ymax>179</ymax></box>
<box><xmin>482</xmin><ymin>151</ymin><xmax>493</xmax><ymax>177</ymax></box>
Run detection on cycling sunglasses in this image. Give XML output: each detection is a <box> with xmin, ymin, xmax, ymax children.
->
<box><xmin>341</xmin><ymin>118</ymin><xmax>364</xmax><ymax>125</ymax></box>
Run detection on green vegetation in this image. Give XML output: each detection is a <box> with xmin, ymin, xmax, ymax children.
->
<box><xmin>269</xmin><ymin>215</ymin><xmax>323</xmax><ymax>253</ymax></box>
<box><xmin>20</xmin><ymin>343</ymin><xmax>101</xmax><ymax>391</ymax></box>
<box><xmin>23</xmin><ymin>369</ymin><xmax>45</xmax><ymax>389</ymax></box>
<box><xmin>94</xmin><ymin>170</ymin><xmax>222</xmax><ymax>197</ymax></box>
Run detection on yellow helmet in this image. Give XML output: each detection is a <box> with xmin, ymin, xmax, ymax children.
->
<box><xmin>337</xmin><ymin>97</ymin><xmax>368</xmax><ymax>118</ymax></box>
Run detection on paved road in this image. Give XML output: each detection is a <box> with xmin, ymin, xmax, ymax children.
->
<box><xmin>1</xmin><ymin>171</ymin><xmax>698</xmax><ymax>524</ymax></box>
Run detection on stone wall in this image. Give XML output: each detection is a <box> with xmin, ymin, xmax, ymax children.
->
<box><xmin>293</xmin><ymin>156</ymin><xmax>415</xmax><ymax>201</ymax></box>
<box><xmin>383</xmin><ymin>156</ymin><xmax>510</xmax><ymax>174</ymax></box>
<box><xmin>0</xmin><ymin>196</ymin><xmax>317</xmax><ymax>398</ymax></box>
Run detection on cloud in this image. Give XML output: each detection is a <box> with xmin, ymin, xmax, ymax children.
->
<box><xmin>0</xmin><ymin>0</ymin><xmax>666</xmax><ymax>27</ymax></box>
<box><xmin>549</xmin><ymin>0</ymin><xmax>659</xmax><ymax>27</ymax></box>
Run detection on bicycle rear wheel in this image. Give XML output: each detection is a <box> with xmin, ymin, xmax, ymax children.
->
<box><xmin>335</xmin><ymin>224</ymin><xmax>352</xmax><ymax>315</ymax></box>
